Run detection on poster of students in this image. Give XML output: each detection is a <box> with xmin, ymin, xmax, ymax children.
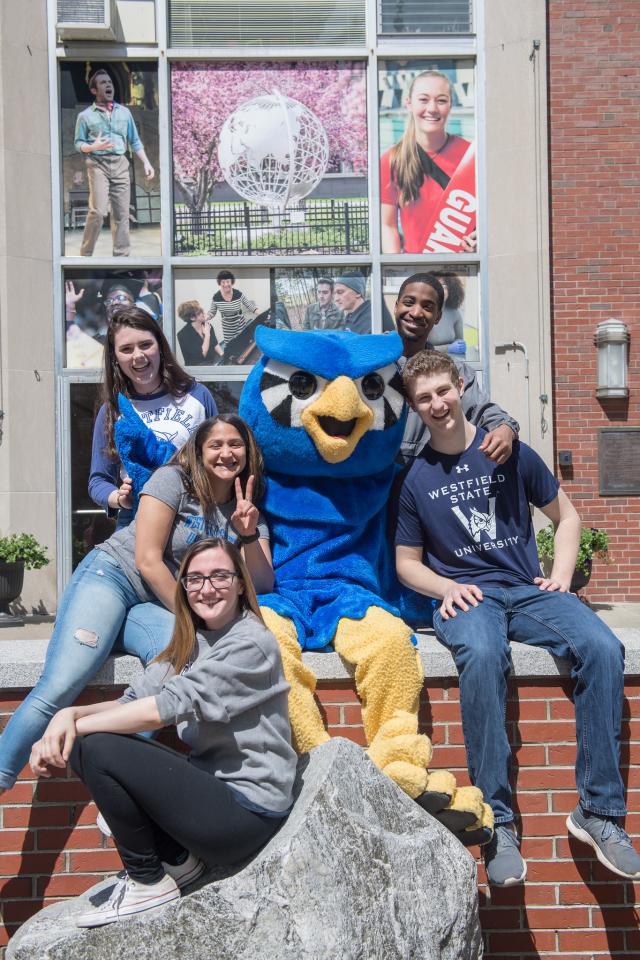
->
<box><xmin>174</xmin><ymin>268</ymin><xmax>271</xmax><ymax>367</ymax></box>
<box><xmin>273</xmin><ymin>268</ymin><xmax>373</xmax><ymax>335</ymax></box>
<box><xmin>65</xmin><ymin>269</ymin><xmax>163</xmax><ymax>369</ymax></box>
<box><xmin>382</xmin><ymin>267</ymin><xmax>480</xmax><ymax>363</ymax></box>
<box><xmin>171</xmin><ymin>61</ymin><xmax>368</xmax><ymax>257</ymax></box>
<box><xmin>60</xmin><ymin>61</ymin><xmax>160</xmax><ymax>258</ymax></box>
<box><xmin>378</xmin><ymin>60</ymin><xmax>477</xmax><ymax>255</ymax></box>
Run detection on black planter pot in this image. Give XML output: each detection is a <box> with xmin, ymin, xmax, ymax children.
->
<box><xmin>541</xmin><ymin>556</ymin><xmax>593</xmax><ymax>594</ymax></box>
<box><xmin>570</xmin><ymin>558</ymin><xmax>592</xmax><ymax>593</ymax></box>
<box><xmin>0</xmin><ymin>560</ymin><xmax>25</xmax><ymax>626</ymax></box>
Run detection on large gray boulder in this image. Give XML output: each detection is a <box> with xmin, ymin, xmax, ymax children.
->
<box><xmin>8</xmin><ymin>738</ymin><xmax>482</xmax><ymax>960</ymax></box>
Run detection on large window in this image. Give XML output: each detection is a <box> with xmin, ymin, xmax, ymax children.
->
<box><xmin>53</xmin><ymin>0</ymin><xmax>480</xmax><ymax>581</ymax></box>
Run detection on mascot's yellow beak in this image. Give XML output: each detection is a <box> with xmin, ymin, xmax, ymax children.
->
<box><xmin>301</xmin><ymin>375</ymin><xmax>373</xmax><ymax>464</ymax></box>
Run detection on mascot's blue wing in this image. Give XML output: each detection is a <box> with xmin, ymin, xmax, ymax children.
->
<box><xmin>114</xmin><ymin>393</ymin><xmax>177</xmax><ymax>509</ymax></box>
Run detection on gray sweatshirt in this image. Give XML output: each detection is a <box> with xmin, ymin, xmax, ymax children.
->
<box><xmin>398</xmin><ymin>355</ymin><xmax>520</xmax><ymax>463</ymax></box>
<box><xmin>120</xmin><ymin>611</ymin><xmax>296</xmax><ymax>815</ymax></box>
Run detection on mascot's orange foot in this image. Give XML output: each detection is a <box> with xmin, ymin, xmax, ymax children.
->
<box><xmin>416</xmin><ymin>773</ymin><xmax>494</xmax><ymax>847</ymax></box>
<box><xmin>368</xmin><ymin>714</ymin><xmax>494</xmax><ymax>847</ymax></box>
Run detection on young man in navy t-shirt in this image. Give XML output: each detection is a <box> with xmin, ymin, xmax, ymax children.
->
<box><xmin>395</xmin><ymin>350</ymin><xmax>640</xmax><ymax>887</ymax></box>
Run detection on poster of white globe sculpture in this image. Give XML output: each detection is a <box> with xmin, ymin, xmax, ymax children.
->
<box><xmin>217</xmin><ymin>91</ymin><xmax>329</xmax><ymax>210</ymax></box>
<box><xmin>171</xmin><ymin>61</ymin><xmax>368</xmax><ymax>256</ymax></box>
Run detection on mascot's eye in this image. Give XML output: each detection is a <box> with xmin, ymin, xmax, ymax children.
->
<box><xmin>361</xmin><ymin>373</ymin><xmax>385</xmax><ymax>401</ymax></box>
<box><xmin>289</xmin><ymin>371</ymin><xmax>317</xmax><ymax>400</ymax></box>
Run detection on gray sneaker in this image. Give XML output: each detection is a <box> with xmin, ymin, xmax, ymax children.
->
<box><xmin>484</xmin><ymin>824</ymin><xmax>527</xmax><ymax>886</ymax></box>
<box><xmin>567</xmin><ymin>806</ymin><xmax>640</xmax><ymax>879</ymax></box>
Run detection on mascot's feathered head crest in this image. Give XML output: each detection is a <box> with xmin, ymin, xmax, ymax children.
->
<box><xmin>239</xmin><ymin>327</ymin><xmax>406</xmax><ymax>478</ymax></box>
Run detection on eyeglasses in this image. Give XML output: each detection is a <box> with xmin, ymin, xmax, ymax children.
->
<box><xmin>104</xmin><ymin>294</ymin><xmax>133</xmax><ymax>307</ymax></box>
<box><xmin>181</xmin><ymin>571</ymin><xmax>237</xmax><ymax>592</ymax></box>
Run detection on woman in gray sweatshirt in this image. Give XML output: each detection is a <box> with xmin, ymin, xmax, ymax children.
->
<box><xmin>29</xmin><ymin>537</ymin><xmax>297</xmax><ymax>928</ymax></box>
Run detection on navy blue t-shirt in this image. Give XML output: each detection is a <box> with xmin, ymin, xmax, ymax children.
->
<box><xmin>395</xmin><ymin>429</ymin><xmax>559</xmax><ymax>588</ymax></box>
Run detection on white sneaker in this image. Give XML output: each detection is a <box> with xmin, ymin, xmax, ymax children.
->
<box><xmin>76</xmin><ymin>873</ymin><xmax>179</xmax><ymax>927</ymax></box>
<box><xmin>96</xmin><ymin>811</ymin><xmax>112</xmax><ymax>839</ymax></box>
<box><xmin>162</xmin><ymin>852</ymin><xmax>206</xmax><ymax>889</ymax></box>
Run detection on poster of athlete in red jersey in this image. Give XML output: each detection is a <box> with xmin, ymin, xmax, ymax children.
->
<box><xmin>379</xmin><ymin>60</ymin><xmax>476</xmax><ymax>255</ymax></box>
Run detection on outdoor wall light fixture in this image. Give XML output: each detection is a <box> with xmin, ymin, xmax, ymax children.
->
<box><xmin>594</xmin><ymin>319</ymin><xmax>630</xmax><ymax>399</ymax></box>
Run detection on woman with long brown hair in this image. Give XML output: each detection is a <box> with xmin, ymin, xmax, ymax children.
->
<box><xmin>380</xmin><ymin>70</ymin><xmax>476</xmax><ymax>254</ymax></box>
<box><xmin>29</xmin><ymin>538</ymin><xmax>296</xmax><ymax>927</ymax></box>
<box><xmin>89</xmin><ymin>305</ymin><xmax>217</xmax><ymax>529</ymax></box>
<box><xmin>0</xmin><ymin>415</ymin><xmax>273</xmax><ymax>795</ymax></box>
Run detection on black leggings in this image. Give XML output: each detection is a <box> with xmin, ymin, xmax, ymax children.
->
<box><xmin>70</xmin><ymin>733</ymin><xmax>283</xmax><ymax>883</ymax></box>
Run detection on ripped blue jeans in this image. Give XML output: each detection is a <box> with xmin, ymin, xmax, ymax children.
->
<box><xmin>0</xmin><ymin>549</ymin><xmax>175</xmax><ymax>790</ymax></box>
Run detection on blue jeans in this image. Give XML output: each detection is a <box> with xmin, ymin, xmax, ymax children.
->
<box><xmin>0</xmin><ymin>549</ymin><xmax>174</xmax><ymax>790</ymax></box>
<box><xmin>434</xmin><ymin>584</ymin><xmax>625</xmax><ymax>824</ymax></box>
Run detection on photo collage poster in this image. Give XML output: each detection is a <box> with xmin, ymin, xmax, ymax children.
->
<box><xmin>173</xmin><ymin>266</ymin><xmax>373</xmax><ymax>370</ymax></box>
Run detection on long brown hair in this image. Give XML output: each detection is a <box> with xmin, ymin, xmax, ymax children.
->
<box><xmin>389</xmin><ymin>70</ymin><xmax>453</xmax><ymax>207</ymax></box>
<box><xmin>433</xmin><ymin>272</ymin><xmax>465</xmax><ymax>310</ymax></box>
<box><xmin>100</xmin><ymin>307</ymin><xmax>194</xmax><ymax>459</ymax></box>
<box><xmin>154</xmin><ymin>538</ymin><xmax>264</xmax><ymax>674</ymax></box>
<box><xmin>169</xmin><ymin>413</ymin><xmax>265</xmax><ymax>512</ymax></box>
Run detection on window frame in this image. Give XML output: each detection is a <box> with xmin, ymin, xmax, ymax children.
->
<box><xmin>49</xmin><ymin>0</ymin><xmax>486</xmax><ymax>594</ymax></box>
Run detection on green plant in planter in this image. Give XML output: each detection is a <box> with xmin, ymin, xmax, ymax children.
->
<box><xmin>535</xmin><ymin>525</ymin><xmax>610</xmax><ymax>577</ymax></box>
<box><xmin>0</xmin><ymin>534</ymin><xmax>49</xmax><ymax>626</ymax></box>
<box><xmin>0</xmin><ymin>533</ymin><xmax>49</xmax><ymax>569</ymax></box>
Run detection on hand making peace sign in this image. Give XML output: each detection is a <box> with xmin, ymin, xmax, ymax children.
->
<box><xmin>231</xmin><ymin>475</ymin><xmax>259</xmax><ymax>539</ymax></box>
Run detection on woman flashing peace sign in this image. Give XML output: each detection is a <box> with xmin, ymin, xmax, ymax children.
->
<box><xmin>133</xmin><ymin>415</ymin><xmax>274</xmax><ymax>601</ymax></box>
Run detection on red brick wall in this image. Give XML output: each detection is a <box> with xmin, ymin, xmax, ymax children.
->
<box><xmin>548</xmin><ymin>1</ymin><xmax>640</xmax><ymax>601</ymax></box>
<box><xmin>2</xmin><ymin>680</ymin><xmax>639</xmax><ymax>958</ymax></box>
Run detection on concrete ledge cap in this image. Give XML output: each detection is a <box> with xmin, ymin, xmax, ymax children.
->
<box><xmin>0</xmin><ymin>627</ymin><xmax>639</xmax><ymax>689</ymax></box>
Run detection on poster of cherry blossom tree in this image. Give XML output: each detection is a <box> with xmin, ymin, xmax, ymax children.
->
<box><xmin>171</xmin><ymin>61</ymin><xmax>368</xmax><ymax>257</ymax></box>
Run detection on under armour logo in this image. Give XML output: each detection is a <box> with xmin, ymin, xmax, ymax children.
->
<box><xmin>455</xmin><ymin>464</ymin><xmax>469</xmax><ymax>474</ymax></box>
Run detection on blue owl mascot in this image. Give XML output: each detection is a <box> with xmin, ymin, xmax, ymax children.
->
<box><xmin>239</xmin><ymin>327</ymin><xmax>493</xmax><ymax>845</ymax></box>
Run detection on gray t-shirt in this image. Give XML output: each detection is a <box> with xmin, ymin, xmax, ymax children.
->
<box><xmin>99</xmin><ymin>465</ymin><xmax>269</xmax><ymax>602</ymax></box>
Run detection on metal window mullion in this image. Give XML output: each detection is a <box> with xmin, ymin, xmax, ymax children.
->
<box><xmin>474</xmin><ymin>0</ymin><xmax>489</xmax><ymax>390</ymax></box>
<box><xmin>367</xmin><ymin>42</ymin><xmax>382</xmax><ymax>333</ymax></box>
<box><xmin>375</xmin><ymin>40</ymin><xmax>476</xmax><ymax>57</ymax></box>
<box><xmin>54</xmin><ymin>44</ymin><xmax>160</xmax><ymax>60</ymax></box>
<box><xmin>165</xmin><ymin>46</ymin><xmax>368</xmax><ymax>59</ymax></box>
<box><xmin>169</xmin><ymin>255</ymin><xmax>374</xmax><ymax>269</ymax></box>
<box><xmin>157</xmin><ymin>0</ymin><xmax>175</xmax><ymax>348</ymax></box>
<box><xmin>56</xmin><ymin>377</ymin><xmax>73</xmax><ymax>594</ymax></box>
<box><xmin>48</xmin><ymin>0</ymin><xmax>70</xmax><ymax>598</ymax></box>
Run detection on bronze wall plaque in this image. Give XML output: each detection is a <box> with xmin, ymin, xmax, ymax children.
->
<box><xmin>599</xmin><ymin>428</ymin><xmax>640</xmax><ymax>496</ymax></box>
